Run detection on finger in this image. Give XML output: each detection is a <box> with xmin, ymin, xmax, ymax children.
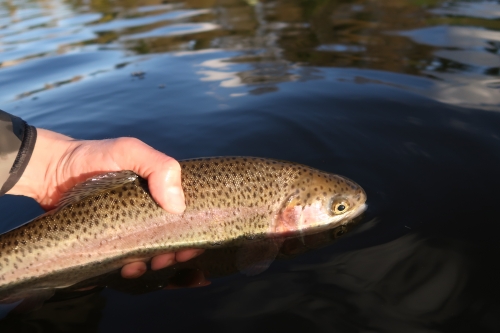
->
<box><xmin>148</xmin><ymin>166</ymin><xmax>185</xmax><ymax>214</ymax></box>
<box><xmin>151</xmin><ymin>253</ymin><xmax>176</xmax><ymax>271</ymax></box>
<box><xmin>121</xmin><ymin>261</ymin><xmax>147</xmax><ymax>279</ymax></box>
<box><xmin>111</xmin><ymin>138</ymin><xmax>186</xmax><ymax>214</ymax></box>
<box><xmin>175</xmin><ymin>249</ymin><xmax>205</xmax><ymax>262</ymax></box>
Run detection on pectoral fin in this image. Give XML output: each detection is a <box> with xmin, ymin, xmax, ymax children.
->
<box><xmin>57</xmin><ymin>171</ymin><xmax>138</xmax><ymax>207</ymax></box>
<box><xmin>235</xmin><ymin>238</ymin><xmax>284</xmax><ymax>276</ymax></box>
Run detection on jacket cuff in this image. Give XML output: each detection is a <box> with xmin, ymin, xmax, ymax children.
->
<box><xmin>0</xmin><ymin>123</ymin><xmax>37</xmax><ymax>195</ymax></box>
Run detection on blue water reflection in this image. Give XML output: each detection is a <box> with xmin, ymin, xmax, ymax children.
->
<box><xmin>1</xmin><ymin>0</ymin><xmax>500</xmax><ymax>331</ymax></box>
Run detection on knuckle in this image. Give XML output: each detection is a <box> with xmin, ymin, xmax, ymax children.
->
<box><xmin>115</xmin><ymin>137</ymin><xmax>143</xmax><ymax>149</ymax></box>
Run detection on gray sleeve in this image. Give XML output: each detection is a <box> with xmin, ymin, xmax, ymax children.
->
<box><xmin>0</xmin><ymin>110</ymin><xmax>37</xmax><ymax>195</ymax></box>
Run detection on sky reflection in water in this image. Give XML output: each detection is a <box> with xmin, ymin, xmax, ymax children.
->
<box><xmin>0</xmin><ymin>0</ymin><xmax>498</xmax><ymax>108</ymax></box>
<box><xmin>0</xmin><ymin>0</ymin><xmax>500</xmax><ymax>331</ymax></box>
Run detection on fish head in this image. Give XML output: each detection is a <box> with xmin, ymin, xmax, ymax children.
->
<box><xmin>275</xmin><ymin>169</ymin><xmax>367</xmax><ymax>235</ymax></box>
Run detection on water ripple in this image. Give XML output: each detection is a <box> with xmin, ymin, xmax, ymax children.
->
<box><xmin>0</xmin><ymin>30</ymin><xmax>96</xmax><ymax>65</ymax></box>
<box><xmin>122</xmin><ymin>23</ymin><xmax>219</xmax><ymax>40</ymax></box>
<box><xmin>397</xmin><ymin>25</ymin><xmax>500</xmax><ymax>49</ymax></box>
<box><xmin>90</xmin><ymin>9</ymin><xmax>211</xmax><ymax>33</ymax></box>
<box><xmin>430</xmin><ymin>1</ymin><xmax>500</xmax><ymax>20</ymax></box>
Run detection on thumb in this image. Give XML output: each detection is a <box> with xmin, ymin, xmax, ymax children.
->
<box><xmin>148</xmin><ymin>165</ymin><xmax>186</xmax><ymax>214</ymax></box>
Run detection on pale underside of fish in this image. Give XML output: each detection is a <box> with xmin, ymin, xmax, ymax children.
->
<box><xmin>0</xmin><ymin>157</ymin><xmax>367</xmax><ymax>303</ymax></box>
<box><xmin>58</xmin><ymin>219</ymin><xmax>362</xmax><ymax>297</ymax></box>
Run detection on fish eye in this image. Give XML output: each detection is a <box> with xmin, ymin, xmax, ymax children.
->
<box><xmin>331</xmin><ymin>200</ymin><xmax>349</xmax><ymax>215</ymax></box>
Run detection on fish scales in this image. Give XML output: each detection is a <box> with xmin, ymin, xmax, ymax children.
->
<box><xmin>0</xmin><ymin>157</ymin><xmax>366</xmax><ymax>301</ymax></box>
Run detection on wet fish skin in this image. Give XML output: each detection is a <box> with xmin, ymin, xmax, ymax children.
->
<box><xmin>0</xmin><ymin>157</ymin><xmax>366</xmax><ymax>301</ymax></box>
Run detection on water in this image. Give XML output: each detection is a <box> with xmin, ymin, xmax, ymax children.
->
<box><xmin>0</xmin><ymin>0</ymin><xmax>500</xmax><ymax>331</ymax></box>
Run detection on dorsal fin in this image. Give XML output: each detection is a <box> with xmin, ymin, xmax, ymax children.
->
<box><xmin>57</xmin><ymin>171</ymin><xmax>139</xmax><ymax>207</ymax></box>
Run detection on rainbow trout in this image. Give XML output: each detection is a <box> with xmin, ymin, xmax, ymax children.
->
<box><xmin>0</xmin><ymin>157</ymin><xmax>366</xmax><ymax>302</ymax></box>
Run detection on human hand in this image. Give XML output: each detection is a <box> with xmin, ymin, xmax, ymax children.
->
<box><xmin>7</xmin><ymin>128</ymin><xmax>203</xmax><ymax>278</ymax></box>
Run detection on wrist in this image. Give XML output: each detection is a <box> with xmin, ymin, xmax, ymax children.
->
<box><xmin>7</xmin><ymin>128</ymin><xmax>77</xmax><ymax>206</ymax></box>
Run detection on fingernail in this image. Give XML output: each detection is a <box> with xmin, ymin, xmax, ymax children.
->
<box><xmin>166</xmin><ymin>185</ymin><xmax>186</xmax><ymax>214</ymax></box>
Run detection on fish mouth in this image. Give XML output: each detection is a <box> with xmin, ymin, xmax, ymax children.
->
<box><xmin>349</xmin><ymin>203</ymin><xmax>367</xmax><ymax>220</ymax></box>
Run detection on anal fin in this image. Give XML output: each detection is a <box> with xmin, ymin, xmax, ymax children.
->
<box><xmin>0</xmin><ymin>289</ymin><xmax>55</xmax><ymax>317</ymax></box>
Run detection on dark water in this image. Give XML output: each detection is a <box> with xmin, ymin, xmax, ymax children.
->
<box><xmin>1</xmin><ymin>0</ymin><xmax>500</xmax><ymax>331</ymax></box>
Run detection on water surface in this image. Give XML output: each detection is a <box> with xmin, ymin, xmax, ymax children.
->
<box><xmin>1</xmin><ymin>0</ymin><xmax>500</xmax><ymax>331</ymax></box>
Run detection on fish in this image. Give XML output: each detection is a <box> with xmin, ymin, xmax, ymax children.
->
<box><xmin>0</xmin><ymin>157</ymin><xmax>366</xmax><ymax>303</ymax></box>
